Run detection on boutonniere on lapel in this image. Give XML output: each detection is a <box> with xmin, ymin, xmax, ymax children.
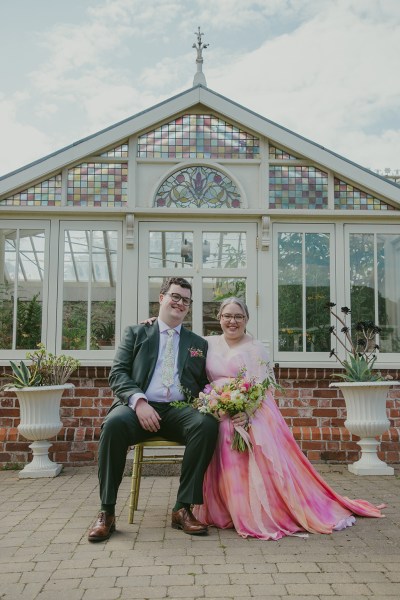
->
<box><xmin>189</xmin><ymin>347</ymin><xmax>204</xmax><ymax>358</ymax></box>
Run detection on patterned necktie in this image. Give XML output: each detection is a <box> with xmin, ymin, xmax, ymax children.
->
<box><xmin>161</xmin><ymin>329</ymin><xmax>175</xmax><ymax>390</ymax></box>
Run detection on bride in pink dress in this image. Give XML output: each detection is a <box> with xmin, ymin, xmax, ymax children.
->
<box><xmin>193</xmin><ymin>297</ymin><xmax>384</xmax><ymax>540</ymax></box>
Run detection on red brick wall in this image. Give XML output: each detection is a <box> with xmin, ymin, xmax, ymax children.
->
<box><xmin>1</xmin><ymin>366</ymin><xmax>399</xmax><ymax>467</ymax></box>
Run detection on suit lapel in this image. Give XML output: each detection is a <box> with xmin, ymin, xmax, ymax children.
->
<box><xmin>145</xmin><ymin>322</ymin><xmax>160</xmax><ymax>372</ymax></box>
<box><xmin>178</xmin><ymin>327</ymin><xmax>191</xmax><ymax>378</ymax></box>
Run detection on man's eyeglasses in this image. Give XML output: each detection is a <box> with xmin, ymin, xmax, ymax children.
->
<box><xmin>221</xmin><ymin>314</ymin><xmax>246</xmax><ymax>322</ymax></box>
<box><xmin>165</xmin><ymin>292</ymin><xmax>193</xmax><ymax>307</ymax></box>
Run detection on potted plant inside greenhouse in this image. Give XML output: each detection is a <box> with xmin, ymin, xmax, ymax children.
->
<box><xmin>327</xmin><ymin>303</ymin><xmax>398</xmax><ymax>475</ymax></box>
<box><xmin>95</xmin><ymin>320</ymin><xmax>115</xmax><ymax>349</ymax></box>
<box><xmin>1</xmin><ymin>344</ymin><xmax>80</xmax><ymax>478</ymax></box>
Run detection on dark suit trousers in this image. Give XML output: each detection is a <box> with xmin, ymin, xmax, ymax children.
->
<box><xmin>98</xmin><ymin>402</ymin><xmax>219</xmax><ymax>507</ymax></box>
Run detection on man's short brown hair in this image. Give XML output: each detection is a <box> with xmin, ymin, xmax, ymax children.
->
<box><xmin>160</xmin><ymin>277</ymin><xmax>192</xmax><ymax>296</ymax></box>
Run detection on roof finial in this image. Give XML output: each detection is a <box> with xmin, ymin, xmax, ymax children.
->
<box><xmin>193</xmin><ymin>26</ymin><xmax>208</xmax><ymax>87</ymax></box>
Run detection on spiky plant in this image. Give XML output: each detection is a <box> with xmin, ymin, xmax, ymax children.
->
<box><xmin>326</xmin><ymin>303</ymin><xmax>388</xmax><ymax>382</ymax></box>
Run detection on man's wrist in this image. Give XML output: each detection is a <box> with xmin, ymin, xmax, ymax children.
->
<box><xmin>129</xmin><ymin>393</ymin><xmax>148</xmax><ymax>411</ymax></box>
<box><xmin>135</xmin><ymin>397</ymin><xmax>147</xmax><ymax>407</ymax></box>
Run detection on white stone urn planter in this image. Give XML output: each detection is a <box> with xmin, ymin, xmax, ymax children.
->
<box><xmin>330</xmin><ymin>381</ymin><xmax>399</xmax><ymax>475</ymax></box>
<box><xmin>13</xmin><ymin>383</ymin><xmax>74</xmax><ymax>479</ymax></box>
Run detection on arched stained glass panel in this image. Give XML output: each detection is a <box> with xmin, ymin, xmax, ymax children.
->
<box><xmin>2</xmin><ymin>175</ymin><xmax>62</xmax><ymax>206</ymax></box>
<box><xmin>334</xmin><ymin>178</ymin><xmax>395</xmax><ymax>210</ymax></box>
<box><xmin>138</xmin><ymin>114</ymin><xmax>259</xmax><ymax>159</ymax></box>
<box><xmin>154</xmin><ymin>166</ymin><xmax>241</xmax><ymax>208</ymax></box>
<box><xmin>67</xmin><ymin>163</ymin><xmax>128</xmax><ymax>206</ymax></box>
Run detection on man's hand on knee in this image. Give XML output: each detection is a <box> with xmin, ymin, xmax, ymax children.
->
<box><xmin>135</xmin><ymin>398</ymin><xmax>161</xmax><ymax>432</ymax></box>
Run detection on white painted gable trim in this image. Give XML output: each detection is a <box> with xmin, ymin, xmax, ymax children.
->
<box><xmin>1</xmin><ymin>85</ymin><xmax>400</xmax><ymax>206</ymax></box>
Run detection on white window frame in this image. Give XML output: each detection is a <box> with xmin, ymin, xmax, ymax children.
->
<box><xmin>0</xmin><ymin>219</ymin><xmax>51</xmax><ymax>361</ymax></box>
<box><xmin>57</xmin><ymin>221</ymin><xmax>123</xmax><ymax>360</ymax></box>
<box><xmin>138</xmin><ymin>221</ymin><xmax>258</xmax><ymax>336</ymax></box>
<box><xmin>273</xmin><ymin>222</ymin><xmax>336</xmax><ymax>363</ymax></box>
<box><xmin>344</xmin><ymin>223</ymin><xmax>400</xmax><ymax>367</ymax></box>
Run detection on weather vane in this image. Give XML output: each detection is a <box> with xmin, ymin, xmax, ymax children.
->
<box><xmin>193</xmin><ymin>26</ymin><xmax>208</xmax><ymax>87</ymax></box>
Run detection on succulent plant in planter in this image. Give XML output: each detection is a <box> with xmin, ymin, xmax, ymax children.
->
<box><xmin>326</xmin><ymin>302</ymin><xmax>398</xmax><ymax>475</ymax></box>
<box><xmin>1</xmin><ymin>344</ymin><xmax>80</xmax><ymax>479</ymax></box>
<box><xmin>2</xmin><ymin>343</ymin><xmax>80</xmax><ymax>389</ymax></box>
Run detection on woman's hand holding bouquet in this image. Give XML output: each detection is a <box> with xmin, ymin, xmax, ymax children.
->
<box><xmin>194</xmin><ymin>366</ymin><xmax>275</xmax><ymax>452</ymax></box>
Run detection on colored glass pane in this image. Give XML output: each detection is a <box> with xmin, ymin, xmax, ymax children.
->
<box><xmin>138</xmin><ymin>114</ymin><xmax>259</xmax><ymax>159</ymax></box>
<box><xmin>269</xmin><ymin>166</ymin><xmax>328</xmax><ymax>209</ymax></box>
<box><xmin>154</xmin><ymin>166</ymin><xmax>241</xmax><ymax>208</ymax></box>
<box><xmin>334</xmin><ymin>178</ymin><xmax>394</xmax><ymax>210</ymax></box>
<box><xmin>269</xmin><ymin>145</ymin><xmax>299</xmax><ymax>160</ymax></box>
<box><xmin>2</xmin><ymin>175</ymin><xmax>62</xmax><ymax>206</ymax></box>
<box><xmin>67</xmin><ymin>163</ymin><xmax>128</xmax><ymax>206</ymax></box>
<box><xmin>100</xmin><ymin>144</ymin><xmax>129</xmax><ymax>158</ymax></box>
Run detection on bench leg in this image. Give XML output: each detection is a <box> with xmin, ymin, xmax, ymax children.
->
<box><xmin>129</xmin><ymin>445</ymin><xmax>143</xmax><ymax>524</ymax></box>
<box><xmin>134</xmin><ymin>448</ymin><xmax>143</xmax><ymax>510</ymax></box>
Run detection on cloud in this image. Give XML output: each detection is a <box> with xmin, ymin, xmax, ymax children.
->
<box><xmin>206</xmin><ymin>0</ymin><xmax>400</xmax><ymax>169</ymax></box>
<box><xmin>0</xmin><ymin>94</ymin><xmax>52</xmax><ymax>175</ymax></box>
<box><xmin>87</xmin><ymin>0</ymin><xmax>182</xmax><ymax>35</ymax></box>
<box><xmin>1</xmin><ymin>0</ymin><xmax>400</xmax><ymax>177</ymax></box>
<box><xmin>24</xmin><ymin>0</ymin><xmax>188</xmax><ymax>130</ymax></box>
<box><xmin>181</xmin><ymin>0</ymin><xmax>330</xmax><ymax>30</ymax></box>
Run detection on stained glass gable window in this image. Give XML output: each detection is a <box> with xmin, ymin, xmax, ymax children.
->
<box><xmin>154</xmin><ymin>166</ymin><xmax>241</xmax><ymax>208</ymax></box>
<box><xmin>2</xmin><ymin>175</ymin><xmax>62</xmax><ymax>206</ymax></box>
<box><xmin>334</xmin><ymin>178</ymin><xmax>395</xmax><ymax>210</ymax></box>
<box><xmin>67</xmin><ymin>163</ymin><xmax>128</xmax><ymax>206</ymax></box>
<box><xmin>138</xmin><ymin>114</ymin><xmax>259</xmax><ymax>159</ymax></box>
<box><xmin>269</xmin><ymin>145</ymin><xmax>300</xmax><ymax>160</ymax></box>
<box><xmin>100</xmin><ymin>144</ymin><xmax>129</xmax><ymax>158</ymax></box>
<box><xmin>269</xmin><ymin>166</ymin><xmax>328</xmax><ymax>209</ymax></box>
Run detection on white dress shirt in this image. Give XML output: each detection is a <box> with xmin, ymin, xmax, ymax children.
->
<box><xmin>128</xmin><ymin>318</ymin><xmax>185</xmax><ymax>410</ymax></box>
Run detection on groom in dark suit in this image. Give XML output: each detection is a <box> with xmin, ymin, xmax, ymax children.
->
<box><xmin>88</xmin><ymin>276</ymin><xmax>218</xmax><ymax>541</ymax></box>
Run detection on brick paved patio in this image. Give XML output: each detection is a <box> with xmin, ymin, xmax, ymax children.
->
<box><xmin>0</xmin><ymin>464</ymin><xmax>399</xmax><ymax>599</ymax></box>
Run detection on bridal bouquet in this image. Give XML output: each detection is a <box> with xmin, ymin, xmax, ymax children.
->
<box><xmin>194</xmin><ymin>367</ymin><xmax>275</xmax><ymax>452</ymax></box>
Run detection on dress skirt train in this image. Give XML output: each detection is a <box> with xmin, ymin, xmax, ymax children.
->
<box><xmin>194</xmin><ymin>392</ymin><xmax>384</xmax><ymax>540</ymax></box>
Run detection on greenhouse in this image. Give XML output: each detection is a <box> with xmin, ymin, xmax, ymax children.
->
<box><xmin>1</xmin><ymin>57</ymin><xmax>400</xmax><ymax>468</ymax></box>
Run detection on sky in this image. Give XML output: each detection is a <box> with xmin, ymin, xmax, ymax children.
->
<box><xmin>1</xmin><ymin>0</ymin><xmax>400</xmax><ymax>178</ymax></box>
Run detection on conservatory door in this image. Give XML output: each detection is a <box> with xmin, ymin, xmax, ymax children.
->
<box><xmin>138</xmin><ymin>222</ymin><xmax>258</xmax><ymax>336</ymax></box>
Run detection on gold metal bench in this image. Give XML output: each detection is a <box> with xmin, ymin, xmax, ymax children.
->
<box><xmin>128</xmin><ymin>438</ymin><xmax>184</xmax><ymax>523</ymax></box>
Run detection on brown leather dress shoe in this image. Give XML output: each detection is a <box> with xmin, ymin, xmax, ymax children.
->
<box><xmin>88</xmin><ymin>511</ymin><xmax>116</xmax><ymax>542</ymax></box>
<box><xmin>171</xmin><ymin>507</ymin><xmax>208</xmax><ymax>535</ymax></box>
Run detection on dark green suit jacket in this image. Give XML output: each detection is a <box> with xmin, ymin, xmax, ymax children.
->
<box><xmin>108</xmin><ymin>322</ymin><xmax>209</xmax><ymax>411</ymax></box>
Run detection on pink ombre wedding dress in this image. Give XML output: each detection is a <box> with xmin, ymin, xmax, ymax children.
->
<box><xmin>193</xmin><ymin>335</ymin><xmax>384</xmax><ymax>540</ymax></box>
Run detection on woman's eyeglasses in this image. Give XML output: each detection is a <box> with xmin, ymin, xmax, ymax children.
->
<box><xmin>165</xmin><ymin>292</ymin><xmax>193</xmax><ymax>307</ymax></box>
<box><xmin>220</xmin><ymin>314</ymin><xmax>246</xmax><ymax>322</ymax></box>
